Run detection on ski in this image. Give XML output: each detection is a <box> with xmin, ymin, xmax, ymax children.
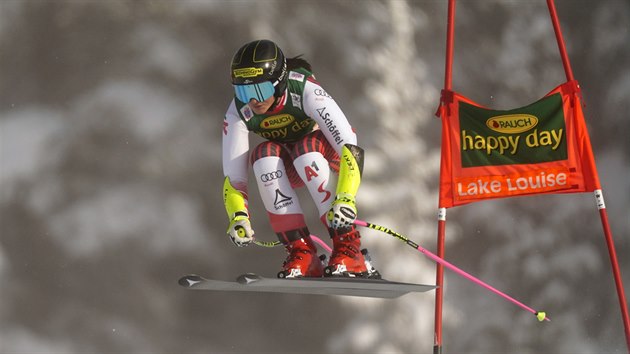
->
<box><xmin>178</xmin><ymin>273</ymin><xmax>436</xmax><ymax>299</ymax></box>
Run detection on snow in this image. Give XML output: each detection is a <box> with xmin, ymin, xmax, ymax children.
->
<box><xmin>0</xmin><ymin>109</ymin><xmax>65</xmax><ymax>191</ymax></box>
<box><xmin>0</xmin><ymin>0</ymin><xmax>628</xmax><ymax>353</ymax></box>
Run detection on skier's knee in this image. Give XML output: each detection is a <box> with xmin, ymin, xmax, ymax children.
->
<box><xmin>251</xmin><ymin>141</ymin><xmax>285</xmax><ymax>163</ymax></box>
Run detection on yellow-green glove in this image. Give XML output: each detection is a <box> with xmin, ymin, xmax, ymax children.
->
<box><xmin>227</xmin><ymin>211</ymin><xmax>254</xmax><ymax>247</ymax></box>
<box><xmin>327</xmin><ymin>193</ymin><xmax>357</xmax><ymax>229</ymax></box>
<box><xmin>223</xmin><ymin>177</ymin><xmax>254</xmax><ymax>247</ymax></box>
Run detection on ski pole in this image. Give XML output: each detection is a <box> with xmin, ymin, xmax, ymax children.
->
<box><xmin>355</xmin><ymin>219</ymin><xmax>550</xmax><ymax>322</ymax></box>
<box><xmin>253</xmin><ymin>235</ymin><xmax>332</xmax><ymax>253</ymax></box>
<box><xmin>253</xmin><ymin>239</ymin><xmax>281</xmax><ymax>247</ymax></box>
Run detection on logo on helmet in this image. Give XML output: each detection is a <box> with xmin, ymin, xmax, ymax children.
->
<box><xmin>277</xmin><ymin>61</ymin><xmax>287</xmax><ymax>81</ymax></box>
<box><xmin>233</xmin><ymin>67</ymin><xmax>263</xmax><ymax>78</ymax></box>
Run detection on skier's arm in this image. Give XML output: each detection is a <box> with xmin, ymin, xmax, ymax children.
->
<box><xmin>222</xmin><ymin>101</ymin><xmax>254</xmax><ymax>246</ymax></box>
<box><xmin>302</xmin><ymin>79</ymin><xmax>357</xmax><ymax>154</ymax></box>
<box><xmin>223</xmin><ymin>176</ymin><xmax>254</xmax><ymax>247</ymax></box>
<box><xmin>327</xmin><ymin>144</ymin><xmax>364</xmax><ymax>229</ymax></box>
<box><xmin>302</xmin><ymin>80</ymin><xmax>363</xmax><ymax>229</ymax></box>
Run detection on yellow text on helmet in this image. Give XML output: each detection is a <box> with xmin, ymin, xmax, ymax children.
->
<box><xmin>233</xmin><ymin>67</ymin><xmax>263</xmax><ymax>78</ymax></box>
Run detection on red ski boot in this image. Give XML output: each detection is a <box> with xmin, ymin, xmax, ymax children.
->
<box><xmin>277</xmin><ymin>237</ymin><xmax>323</xmax><ymax>278</ymax></box>
<box><xmin>324</xmin><ymin>228</ymin><xmax>380</xmax><ymax>278</ymax></box>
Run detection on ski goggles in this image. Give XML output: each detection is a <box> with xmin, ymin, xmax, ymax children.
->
<box><xmin>233</xmin><ymin>81</ymin><xmax>276</xmax><ymax>103</ymax></box>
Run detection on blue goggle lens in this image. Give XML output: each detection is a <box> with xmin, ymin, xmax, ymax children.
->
<box><xmin>233</xmin><ymin>81</ymin><xmax>275</xmax><ymax>103</ymax></box>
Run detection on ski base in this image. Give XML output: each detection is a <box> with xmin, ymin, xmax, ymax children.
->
<box><xmin>178</xmin><ymin>273</ymin><xmax>436</xmax><ymax>299</ymax></box>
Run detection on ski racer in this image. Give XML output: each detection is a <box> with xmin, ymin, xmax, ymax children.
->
<box><xmin>222</xmin><ymin>39</ymin><xmax>378</xmax><ymax>278</ymax></box>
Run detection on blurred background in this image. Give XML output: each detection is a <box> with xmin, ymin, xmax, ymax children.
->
<box><xmin>1</xmin><ymin>0</ymin><xmax>628</xmax><ymax>353</ymax></box>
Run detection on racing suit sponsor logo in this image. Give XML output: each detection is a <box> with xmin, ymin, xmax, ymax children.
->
<box><xmin>289</xmin><ymin>72</ymin><xmax>305</xmax><ymax>82</ymax></box>
<box><xmin>315</xmin><ymin>107</ymin><xmax>344</xmax><ymax>145</ymax></box>
<box><xmin>233</xmin><ymin>67</ymin><xmax>263</xmax><ymax>78</ymax></box>
<box><xmin>290</xmin><ymin>93</ymin><xmax>302</xmax><ymax>109</ymax></box>
<box><xmin>260</xmin><ymin>170</ymin><xmax>283</xmax><ymax>182</ymax></box>
<box><xmin>260</xmin><ymin>114</ymin><xmax>295</xmax><ymax>129</ymax></box>
<box><xmin>273</xmin><ymin>189</ymin><xmax>293</xmax><ymax>210</ymax></box>
<box><xmin>318</xmin><ymin>181</ymin><xmax>332</xmax><ymax>203</ymax></box>
<box><xmin>254</xmin><ymin>118</ymin><xmax>314</xmax><ymax>140</ymax></box>
<box><xmin>313</xmin><ymin>88</ymin><xmax>331</xmax><ymax>98</ymax></box>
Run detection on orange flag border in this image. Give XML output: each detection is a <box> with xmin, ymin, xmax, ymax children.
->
<box><xmin>438</xmin><ymin>81</ymin><xmax>600</xmax><ymax>208</ymax></box>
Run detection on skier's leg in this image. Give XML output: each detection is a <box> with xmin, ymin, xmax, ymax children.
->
<box><xmin>251</xmin><ymin>141</ymin><xmax>322</xmax><ymax>278</ymax></box>
<box><xmin>292</xmin><ymin>151</ymin><xmax>337</xmax><ymax>218</ymax></box>
<box><xmin>291</xmin><ymin>131</ymin><xmax>377</xmax><ymax>278</ymax></box>
<box><xmin>291</xmin><ymin>130</ymin><xmax>339</xmax><ymax>219</ymax></box>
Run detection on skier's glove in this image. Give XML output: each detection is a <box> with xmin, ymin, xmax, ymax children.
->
<box><xmin>227</xmin><ymin>211</ymin><xmax>254</xmax><ymax>247</ymax></box>
<box><xmin>327</xmin><ymin>193</ymin><xmax>357</xmax><ymax>229</ymax></box>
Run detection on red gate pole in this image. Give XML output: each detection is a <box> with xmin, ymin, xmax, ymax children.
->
<box><xmin>546</xmin><ymin>0</ymin><xmax>574</xmax><ymax>81</ymax></box>
<box><xmin>597</xmin><ymin>194</ymin><xmax>630</xmax><ymax>352</ymax></box>
<box><xmin>443</xmin><ymin>0</ymin><xmax>455</xmax><ymax>91</ymax></box>
<box><xmin>433</xmin><ymin>209</ymin><xmax>447</xmax><ymax>354</ymax></box>
<box><xmin>434</xmin><ymin>1</ymin><xmax>456</xmax><ymax>353</ymax></box>
<box><xmin>547</xmin><ymin>1</ymin><xmax>630</xmax><ymax>351</ymax></box>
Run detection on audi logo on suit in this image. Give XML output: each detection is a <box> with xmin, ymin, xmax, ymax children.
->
<box><xmin>260</xmin><ymin>170</ymin><xmax>283</xmax><ymax>182</ymax></box>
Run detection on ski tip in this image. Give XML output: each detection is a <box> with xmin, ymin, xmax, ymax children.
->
<box><xmin>178</xmin><ymin>274</ymin><xmax>204</xmax><ymax>288</ymax></box>
<box><xmin>237</xmin><ymin>273</ymin><xmax>262</xmax><ymax>284</ymax></box>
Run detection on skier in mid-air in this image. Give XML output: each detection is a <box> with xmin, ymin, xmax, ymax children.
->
<box><xmin>222</xmin><ymin>39</ymin><xmax>378</xmax><ymax>278</ymax></box>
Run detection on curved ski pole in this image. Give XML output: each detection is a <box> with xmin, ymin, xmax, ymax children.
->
<box><xmin>253</xmin><ymin>239</ymin><xmax>282</xmax><ymax>248</ymax></box>
<box><xmin>354</xmin><ymin>219</ymin><xmax>550</xmax><ymax>322</ymax></box>
<box><xmin>253</xmin><ymin>235</ymin><xmax>333</xmax><ymax>253</ymax></box>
